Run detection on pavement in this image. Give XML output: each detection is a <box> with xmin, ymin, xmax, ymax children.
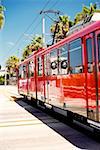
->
<box><xmin>0</xmin><ymin>85</ymin><xmax>80</xmax><ymax>150</ymax></box>
<box><xmin>0</xmin><ymin>85</ymin><xmax>100</xmax><ymax>150</ymax></box>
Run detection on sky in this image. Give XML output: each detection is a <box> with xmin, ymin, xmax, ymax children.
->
<box><xmin>0</xmin><ymin>0</ymin><xmax>99</xmax><ymax>68</ymax></box>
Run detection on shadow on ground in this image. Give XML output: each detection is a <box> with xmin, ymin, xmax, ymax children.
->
<box><xmin>12</xmin><ymin>96</ymin><xmax>100</xmax><ymax>150</ymax></box>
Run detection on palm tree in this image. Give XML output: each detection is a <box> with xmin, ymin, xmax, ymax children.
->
<box><xmin>31</xmin><ymin>36</ymin><xmax>43</xmax><ymax>50</ymax></box>
<box><xmin>22</xmin><ymin>35</ymin><xmax>43</xmax><ymax>61</ymax></box>
<box><xmin>0</xmin><ymin>5</ymin><xmax>5</xmax><ymax>29</ymax></box>
<box><xmin>6</xmin><ymin>56</ymin><xmax>19</xmax><ymax>76</ymax></box>
<box><xmin>59</xmin><ymin>16</ymin><xmax>69</xmax><ymax>36</ymax></box>
<box><xmin>22</xmin><ymin>45</ymin><xmax>31</xmax><ymax>60</ymax></box>
<box><xmin>74</xmin><ymin>3</ymin><xmax>100</xmax><ymax>24</ymax></box>
<box><xmin>50</xmin><ymin>15</ymin><xmax>73</xmax><ymax>44</ymax></box>
<box><xmin>74</xmin><ymin>12</ymin><xmax>84</xmax><ymax>24</ymax></box>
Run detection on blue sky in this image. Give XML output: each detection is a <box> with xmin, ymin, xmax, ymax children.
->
<box><xmin>0</xmin><ymin>0</ymin><xmax>99</xmax><ymax>67</ymax></box>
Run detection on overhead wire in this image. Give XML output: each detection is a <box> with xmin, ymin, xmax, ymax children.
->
<box><xmin>49</xmin><ymin>0</ymin><xmax>61</xmax><ymax>10</ymax></box>
<box><xmin>42</xmin><ymin>0</ymin><xmax>61</xmax><ymax>46</ymax></box>
<box><xmin>16</xmin><ymin>17</ymin><xmax>43</xmax><ymax>59</ymax></box>
<box><xmin>2</xmin><ymin>0</ymin><xmax>62</xmax><ymax>64</ymax></box>
<box><xmin>1</xmin><ymin>0</ymin><xmax>51</xmax><ymax>63</ymax></box>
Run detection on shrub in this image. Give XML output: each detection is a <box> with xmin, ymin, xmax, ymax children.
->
<box><xmin>0</xmin><ymin>76</ymin><xmax>5</xmax><ymax>85</ymax></box>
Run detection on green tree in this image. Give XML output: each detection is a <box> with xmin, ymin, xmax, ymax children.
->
<box><xmin>74</xmin><ymin>3</ymin><xmax>100</xmax><ymax>24</ymax></box>
<box><xmin>22</xmin><ymin>35</ymin><xmax>43</xmax><ymax>61</ymax></box>
<box><xmin>0</xmin><ymin>76</ymin><xmax>5</xmax><ymax>85</ymax></box>
<box><xmin>22</xmin><ymin>45</ymin><xmax>31</xmax><ymax>60</ymax></box>
<box><xmin>0</xmin><ymin>5</ymin><xmax>5</xmax><ymax>29</ymax></box>
<box><xmin>50</xmin><ymin>15</ymin><xmax>73</xmax><ymax>43</ymax></box>
<box><xmin>31</xmin><ymin>36</ymin><xmax>43</xmax><ymax>51</ymax></box>
<box><xmin>6</xmin><ymin>56</ymin><xmax>19</xmax><ymax>76</ymax></box>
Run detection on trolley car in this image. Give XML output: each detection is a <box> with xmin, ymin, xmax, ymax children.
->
<box><xmin>18</xmin><ymin>13</ymin><xmax>100</xmax><ymax>131</ymax></box>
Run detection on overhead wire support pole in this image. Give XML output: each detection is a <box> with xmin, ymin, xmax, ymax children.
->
<box><xmin>42</xmin><ymin>15</ymin><xmax>46</xmax><ymax>47</ymax></box>
<box><xmin>40</xmin><ymin>10</ymin><xmax>62</xmax><ymax>46</ymax></box>
<box><xmin>40</xmin><ymin>11</ymin><xmax>46</xmax><ymax>47</ymax></box>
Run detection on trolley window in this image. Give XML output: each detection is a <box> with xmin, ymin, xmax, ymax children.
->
<box><xmin>50</xmin><ymin>49</ymin><xmax>57</xmax><ymax>75</ymax></box>
<box><xmin>44</xmin><ymin>53</ymin><xmax>51</xmax><ymax>76</ymax></box>
<box><xmin>58</xmin><ymin>44</ymin><xmax>68</xmax><ymax>74</ymax></box>
<box><xmin>97</xmin><ymin>34</ymin><xmax>100</xmax><ymax>71</ymax></box>
<box><xmin>23</xmin><ymin>64</ymin><xmax>27</xmax><ymax>78</ymax></box>
<box><xmin>69</xmin><ymin>38</ymin><xmax>83</xmax><ymax>74</ymax></box>
<box><xmin>19</xmin><ymin>65</ymin><xmax>23</xmax><ymax>78</ymax></box>
<box><xmin>37</xmin><ymin>56</ymin><xmax>43</xmax><ymax>76</ymax></box>
<box><xmin>86</xmin><ymin>38</ymin><xmax>93</xmax><ymax>73</ymax></box>
<box><xmin>28</xmin><ymin>60</ymin><xmax>34</xmax><ymax>77</ymax></box>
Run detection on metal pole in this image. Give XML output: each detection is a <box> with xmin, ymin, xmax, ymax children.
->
<box><xmin>40</xmin><ymin>10</ymin><xmax>61</xmax><ymax>46</ymax></box>
<box><xmin>5</xmin><ymin>68</ymin><xmax>7</xmax><ymax>86</ymax></box>
<box><xmin>42</xmin><ymin>16</ymin><xmax>45</xmax><ymax>47</ymax></box>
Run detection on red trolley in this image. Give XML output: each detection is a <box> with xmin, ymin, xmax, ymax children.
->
<box><xmin>18</xmin><ymin>13</ymin><xmax>100</xmax><ymax>130</ymax></box>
